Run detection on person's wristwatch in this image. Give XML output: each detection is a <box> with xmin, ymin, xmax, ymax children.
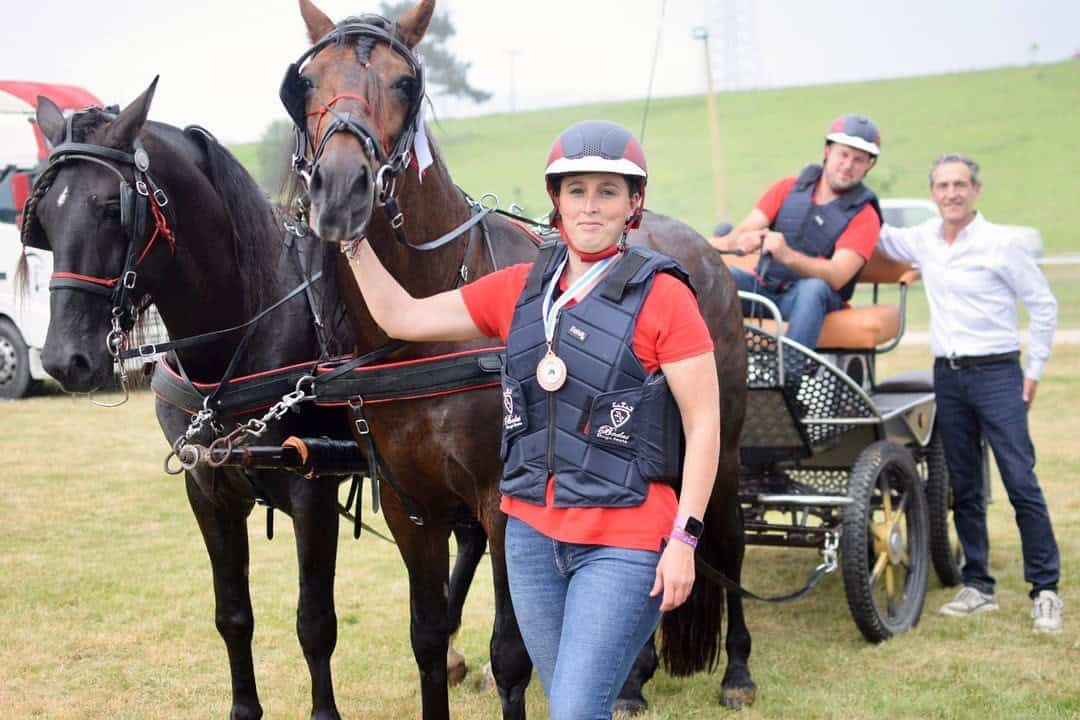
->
<box><xmin>669</xmin><ymin>514</ymin><xmax>704</xmax><ymax>548</ymax></box>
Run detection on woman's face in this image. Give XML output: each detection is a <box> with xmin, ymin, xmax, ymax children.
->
<box><xmin>557</xmin><ymin>173</ymin><xmax>641</xmax><ymax>255</ymax></box>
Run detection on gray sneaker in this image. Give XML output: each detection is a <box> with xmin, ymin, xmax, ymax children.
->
<box><xmin>1031</xmin><ymin>590</ymin><xmax>1064</xmax><ymax>634</ymax></box>
<box><xmin>940</xmin><ymin>586</ymin><xmax>999</xmax><ymax>616</ymax></box>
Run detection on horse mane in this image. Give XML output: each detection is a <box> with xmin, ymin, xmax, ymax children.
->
<box><xmin>181</xmin><ymin>126</ymin><xmax>278</xmax><ymax>318</ymax></box>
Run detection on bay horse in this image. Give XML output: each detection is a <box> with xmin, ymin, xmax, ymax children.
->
<box><xmin>22</xmin><ymin>80</ymin><xmax>479</xmax><ymax>719</ymax></box>
<box><xmin>285</xmin><ymin>0</ymin><xmax>756</xmax><ymax>714</ymax></box>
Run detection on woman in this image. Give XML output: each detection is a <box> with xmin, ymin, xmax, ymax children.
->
<box><xmin>346</xmin><ymin>120</ymin><xmax>719</xmax><ymax>719</ymax></box>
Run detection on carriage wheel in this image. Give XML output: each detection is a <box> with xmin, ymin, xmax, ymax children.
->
<box><xmin>921</xmin><ymin>431</ymin><xmax>963</xmax><ymax>586</ymax></box>
<box><xmin>841</xmin><ymin>440</ymin><xmax>929</xmax><ymax>643</ymax></box>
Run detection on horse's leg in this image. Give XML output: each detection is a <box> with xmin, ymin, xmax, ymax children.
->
<box><xmin>383</xmin><ymin>495</ymin><xmax>453</xmax><ymax>720</ymax></box>
<box><xmin>185</xmin><ymin>471</ymin><xmax>262</xmax><ymax>720</ymax></box>
<box><xmin>447</xmin><ymin>522</ymin><xmax>487</xmax><ymax>686</ymax></box>
<box><xmin>291</xmin><ymin>475</ymin><xmax>342</xmax><ymax>720</ymax></box>
<box><xmin>484</xmin><ymin>512</ymin><xmax>532</xmax><ymax>720</ymax></box>
<box><xmin>715</xmin><ymin>486</ymin><xmax>756</xmax><ymax>709</ymax></box>
<box><xmin>613</xmin><ymin>635</ymin><xmax>658</xmax><ymax>716</ymax></box>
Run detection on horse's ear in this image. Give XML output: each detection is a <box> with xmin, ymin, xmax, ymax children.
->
<box><xmin>104</xmin><ymin>76</ymin><xmax>158</xmax><ymax>149</ymax></box>
<box><xmin>396</xmin><ymin>0</ymin><xmax>435</xmax><ymax>49</ymax></box>
<box><xmin>299</xmin><ymin>0</ymin><xmax>335</xmax><ymax>43</ymax></box>
<box><xmin>35</xmin><ymin>96</ymin><xmax>67</xmax><ymax>148</ymax></box>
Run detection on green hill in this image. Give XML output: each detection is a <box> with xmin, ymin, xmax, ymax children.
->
<box><xmin>230</xmin><ymin>60</ymin><xmax>1078</xmax><ymax>253</ymax></box>
<box><xmin>428</xmin><ymin>60</ymin><xmax>1078</xmax><ymax>253</ymax></box>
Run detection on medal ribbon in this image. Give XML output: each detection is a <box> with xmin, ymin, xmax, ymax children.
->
<box><xmin>541</xmin><ymin>255</ymin><xmax>617</xmax><ymax>345</ymax></box>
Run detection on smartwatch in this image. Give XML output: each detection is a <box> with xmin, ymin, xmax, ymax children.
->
<box><xmin>675</xmin><ymin>514</ymin><xmax>704</xmax><ymax>540</ymax></box>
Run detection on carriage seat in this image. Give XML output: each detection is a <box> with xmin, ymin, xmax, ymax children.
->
<box><xmin>726</xmin><ymin>250</ymin><xmax>919</xmax><ymax>350</ymax></box>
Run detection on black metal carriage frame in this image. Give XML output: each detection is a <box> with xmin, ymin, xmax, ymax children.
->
<box><xmin>735</xmin><ymin>266</ymin><xmax>966</xmax><ymax>642</ymax></box>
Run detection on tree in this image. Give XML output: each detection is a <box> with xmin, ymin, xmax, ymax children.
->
<box><xmin>380</xmin><ymin>1</ymin><xmax>492</xmax><ymax>103</ymax></box>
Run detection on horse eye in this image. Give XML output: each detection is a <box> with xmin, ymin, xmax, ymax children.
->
<box><xmin>393</xmin><ymin>76</ymin><xmax>417</xmax><ymax>99</ymax></box>
<box><xmin>103</xmin><ymin>202</ymin><xmax>122</xmax><ymax>220</ymax></box>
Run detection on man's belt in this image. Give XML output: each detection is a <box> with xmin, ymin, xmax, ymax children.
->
<box><xmin>935</xmin><ymin>351</ymin><xmax>1020</xmax><ymax>370</ymax></box>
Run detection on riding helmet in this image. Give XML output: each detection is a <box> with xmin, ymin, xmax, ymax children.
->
<box><xmin>825</xmin><ymin>114</ymin><xmax>881</xmax><ymax>157</ymax></box>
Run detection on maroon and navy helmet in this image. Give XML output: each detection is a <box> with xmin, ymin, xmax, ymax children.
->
<box><xmin>544</xmin><ymin>120</ymin><xmax>647</xmax><ymax>228</ymax></box>
<box><xmin>825</xmin><ymin>114</ymin><xmax>881</xmax><ymax>157</ymax></box>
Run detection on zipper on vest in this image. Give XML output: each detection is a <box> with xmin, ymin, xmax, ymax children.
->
<box><xmin>545</xmin><ymin>318</ymin><xmax>562</xmax><ymax>476</ymax></box>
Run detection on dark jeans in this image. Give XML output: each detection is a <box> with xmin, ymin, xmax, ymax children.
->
<box><xmin>934</xmin><ymin>358</ymin><xmax>1060</xmax><ymax>597</ymax></box>
<box><xmin>730</xmin><ymin>267</ymin><xmax>844</xmax><ymax>348</ymax></box>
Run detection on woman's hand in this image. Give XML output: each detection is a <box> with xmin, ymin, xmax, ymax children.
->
<box><xmin>650</xmin><ymin>537</ymin><xmax>697</xmax><ymax>611</ymax></box>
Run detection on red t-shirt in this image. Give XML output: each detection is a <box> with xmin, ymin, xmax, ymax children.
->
<box><xmin>756</xmin><ymin>177</ymin><xmax>880</xmax><ymax>261</ymax></box>
<box><xmin>460</xmin><ymin>261</ymin><xmax>715</xmax><ymax>551</ymax></box>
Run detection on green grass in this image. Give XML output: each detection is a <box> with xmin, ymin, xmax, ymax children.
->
<box><xmin>428</xmin><ymin>61</ymin><xmax>1080</xmax><ymax>254</ymax></box>
<box><xmin>2</xmin><ymin>345</ymin><xmax>1078</xmax><ymax>718</ymax></box>
<box><xmin>230</xmin><ymin>60</ymin><xmax>1080</xmax><ymax>254</ymax></box>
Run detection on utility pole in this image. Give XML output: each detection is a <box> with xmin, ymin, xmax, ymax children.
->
<box><xmin>693</xmin><ymin>26</ymin><xmax>725</xmax><ymax>221</ymax></box>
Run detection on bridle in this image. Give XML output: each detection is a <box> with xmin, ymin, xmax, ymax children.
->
<box><xmin>280</xmin><ymin>15</ymin><xmax>426</xmax><ymax>241</ymax></box>
<box><xmin>22</xmin><ymin>109</ymin><xmax>177</xmax><ymax>405</ymax></box>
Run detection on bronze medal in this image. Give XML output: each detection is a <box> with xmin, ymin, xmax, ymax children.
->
<box><xmin>536</xmin><ymin>350</ymin><xmax>567</xmax><ymax>392</ymax></box>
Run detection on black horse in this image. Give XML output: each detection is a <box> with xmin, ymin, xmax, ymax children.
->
<box><xmin>284</xmin><ymin>0</ymin><xmax>756</xmax><ymax>715</ymax></box>
<box><xmin>22</xmin><ymin>80</ymin><xmax>483</xmax><ymax>719</ymax></box>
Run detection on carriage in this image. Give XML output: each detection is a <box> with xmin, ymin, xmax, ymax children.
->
<box><xmin>728</xmin><ymin>249</ymin><xmax>963</xmax><ymax>641</ymax></box>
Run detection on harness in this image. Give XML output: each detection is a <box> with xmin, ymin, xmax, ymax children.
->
<box><xmin>22</xmin><ymin>109</ymin><xmax>178</xmax><ymax>405</ymax></box>
<box><xmin>280</xmin><ymin>14</ymin><xmax>428</xmax><ymax>250</ymax></box>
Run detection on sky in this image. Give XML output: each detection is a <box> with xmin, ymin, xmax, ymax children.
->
<box><xmin>3</xmin><ymin>1</ymin><xmax>1077</xmax><ymax>144</ymax></box>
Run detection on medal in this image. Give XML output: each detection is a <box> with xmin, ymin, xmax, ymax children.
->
<box><xmin>537</xmin><ymin>252</ymin><xmax>617</xmax><ymax>393</ymax></box>
<box><xmin>536</xmin><ymin>348</ymin><xmax>568</xmax><ymax>391</ymax></box>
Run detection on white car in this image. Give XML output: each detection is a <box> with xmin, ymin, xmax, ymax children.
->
<box><xmin>880</xmin><ymin>197</ymin><xmax>1043</xmax><ymax>257</ymax></box>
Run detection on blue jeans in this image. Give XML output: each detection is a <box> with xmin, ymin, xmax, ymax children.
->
<box><xmin>730</xmin><ymin>266</ymin><xmax>844</xmax><ymax>348</ymax></box>
<box><xmin>934</xmin><ymin>358</ymin><xmax>1060</xmax><ymax>597</ymax></box>
<box><xmin>504</xmin><ymin>516</ymin><xmax>663</xmax><ymax>720</ymax></box>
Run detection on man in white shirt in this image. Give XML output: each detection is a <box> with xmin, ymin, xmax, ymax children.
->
<box><xmin>877</xmin><ymin>153</ymin><xmax>1062</xmax><ymax>633</ymax></box>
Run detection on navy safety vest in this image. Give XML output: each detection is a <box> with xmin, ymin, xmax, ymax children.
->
<box><xmin>500</xmin><ymin>242</ymin><xmax>693</xmax><ymax>508</ymax></box>
<box><xmin>759</xmin><ymin>163</ymin><xmax>881</xmax><ymax>301</ymax></box>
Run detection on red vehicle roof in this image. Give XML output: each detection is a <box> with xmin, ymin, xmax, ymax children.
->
<box><xmin>0</xmin><ymin>82</ymin><xmax>103</xmax><ymax>162</ymax></box>
<box><xmin>0</xmin><ymin>81</ymin><xmax>102</xmax><ymax>110</ymax></box>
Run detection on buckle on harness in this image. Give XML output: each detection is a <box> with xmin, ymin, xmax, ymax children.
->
<box><xmin>153</xmin><ymin>188</ymin><xmax>169</xmax><ymax>207</ymax></box>
<box><xmin>390</xmin><ymin>211</ymin><xmax>405</xmax><ymax>229</ymax></box>
<box><xmin>137</xmin><ymin>343</ymin><xmax>158</xmax><ymax>358</ymax></box>
<box><xmin>354</xmin><ymin>418</ymin><xmax>370</xmax><ymax>435</ymax></box>
<box><xmin>135</xmin><ymin>180</ymin><xmax>149</xmax><ymax>196</ymax></box>
<box><xmin>122</xmin><ymin>270</ymin><xmax>137</xmax><ymax>289</ymax></box>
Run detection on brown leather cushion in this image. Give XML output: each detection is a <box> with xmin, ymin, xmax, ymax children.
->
<box><xmin>725</xmin><ymin>249</ymin><xmax>917</xmax><ymax>350</ymax></box>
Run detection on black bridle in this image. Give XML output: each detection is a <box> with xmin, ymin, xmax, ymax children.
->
<box><xmin>21</xmin><ymin>109</ymin><xmax>177</xmax><ymax>403</ymax></box>
<box><xmin>280</xmin><ymin>14</ymin><xmax>426</xmax><ymax>233</ymax></box>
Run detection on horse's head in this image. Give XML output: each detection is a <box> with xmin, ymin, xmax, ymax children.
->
<box><xmin>282</xmin><ymin>0</ymin><xmax>432</xmax><ymax>244</ymax></box>
<box><xmin>25</xmin><ymin>79</ymin><xmax>172</xmax><ymax>392</ymax></box>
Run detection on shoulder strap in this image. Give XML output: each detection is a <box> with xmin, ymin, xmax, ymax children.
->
<box><xmin>522</xmin><ymin>240</ymin><xmax>561</xmax><ymax>301</ymax></box>
<box><xmin>600</xmin><ymin>246</ymin><xmax>651</xmax><ymax>302</ymax></box>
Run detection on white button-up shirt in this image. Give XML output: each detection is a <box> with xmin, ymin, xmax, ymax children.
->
<box><xmin>878</xmin><ymin>212</ymin><xmax>1057</xmax><ymax>380</ymax></box>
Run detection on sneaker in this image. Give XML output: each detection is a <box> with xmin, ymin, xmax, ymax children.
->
<box><xmin>1032</xmin><ymin>590</ymin><xmax>1064</xmax><ymax>634</ymax></box>
<box><xmin>940</xmin><ymin>586</ymin><xmax>999</xmax><ymax>616</ymax></box>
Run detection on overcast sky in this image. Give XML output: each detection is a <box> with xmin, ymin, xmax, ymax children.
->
<box><xmin>4</xmin><ymin>0</ymin><xmax>1077</xmax><ymax>143</ymax></box>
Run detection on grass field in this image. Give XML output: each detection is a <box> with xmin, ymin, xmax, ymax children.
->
<box><xmin>231</xmin><ymin>59</ymin><xmax>1080</xmax><ymax>255</ymax></box>
<box><xmin>2</xmin><ymin>345</ymin><xmax>1077</xmax><ymax>719</ymax></box>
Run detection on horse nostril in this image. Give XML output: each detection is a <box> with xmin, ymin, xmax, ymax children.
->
<box><xmin>310</xmin><ymin>166</ymin><xmax>324</xmax><ymax>194</ymax></box>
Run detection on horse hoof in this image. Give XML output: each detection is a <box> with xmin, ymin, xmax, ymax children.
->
<box><xmin>447</xmin><ymin>646</ymin><xmax>468</xmax><ymax>687</ymax></box>
<box><xmin>720</xmin><ymin>683</ymin><xmax>757</xmax><ymax>709</ymax></box>
<box><xmin>613</xmin><ymin>697</ymin><xmax>648</xmax><ymax>717</ymax></box>
<box><xmin>474</xmin><ymin>661</ymin><xmax>496</xmax><ymax>694</ymax></box>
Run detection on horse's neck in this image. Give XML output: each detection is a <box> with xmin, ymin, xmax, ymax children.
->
<box><xmin>151</xmin><ymin>192</ymin><xmax>298</xmax><ymax>381</ymax></box>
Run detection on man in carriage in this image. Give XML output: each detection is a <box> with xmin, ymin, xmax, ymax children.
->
<box><xmin>709</xmin><ymin>114</ymin><xmax>883</xmax><ymax>351</ymax></box>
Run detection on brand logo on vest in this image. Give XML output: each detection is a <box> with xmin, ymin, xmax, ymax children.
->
<box><xmin>568</xmin><ymin>325</ymin><xmax>588</xmax><ymax>342</ymax></box>
<box><xmin>597</xmin><ymin>401</ymin><xmax>634</xmax><ymax>445</ymax></box>
<box><xmin>814</xmin><ymin>214</ymin><xmax>824</xmax><ymax>226</ymax></box>
<box><xmin>503</xmin><ymin>387</ymin><xmax>524</xmax><ymax>431</ymax></box>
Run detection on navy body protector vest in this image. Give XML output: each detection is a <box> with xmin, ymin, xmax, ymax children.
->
<box><xmin>758</xmin><ymin>163</ymin><xmax>880</xmax><ymax>302</ymax></box>
<box><xmin>500</xmin><ymin>242</ymin><xmax>691</xmax><ymax>508</ymax></box>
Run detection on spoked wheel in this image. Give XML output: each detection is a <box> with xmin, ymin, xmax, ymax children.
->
<box><xmin>841</xmin><ymin>441</ymin><xmax>930</xmax><ymax>642</ymax></box>
<box><xmin>921</xmin><ymin>430</ymin><xmax>963</xmax><ymax>586</ymax></box>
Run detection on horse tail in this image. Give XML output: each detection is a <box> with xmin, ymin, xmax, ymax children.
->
<box><xmin>658</xmin><ymin>549</ymin><xmax>725</xmax><ymax>676</ymax></box>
